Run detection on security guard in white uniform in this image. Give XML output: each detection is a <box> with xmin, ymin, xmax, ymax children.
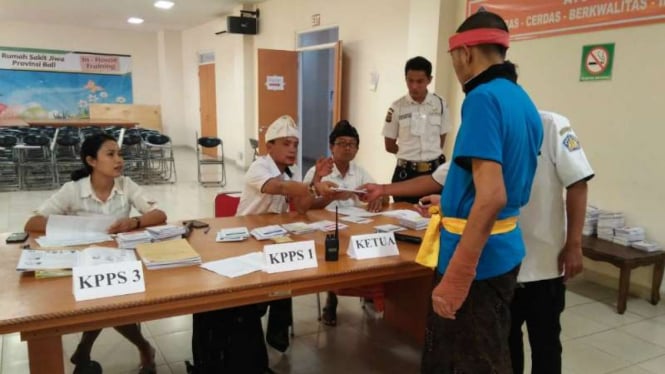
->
<box><xmin>382</xmin><ymin>56</ymin><xmax>450</xmax><ymax>204</ymax></box>
<box><xmin>509</xmin><ymin>110</ymin><xmax>594</xmax><ymax>374</ymax></box>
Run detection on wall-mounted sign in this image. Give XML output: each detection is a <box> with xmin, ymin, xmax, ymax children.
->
<box><xmin>580</xmin><ymin>43</ymin><xmax>614</xmax><ymax>81</ymax></box>
<box><xmin>265</xmin><ymin>75</ymin><xmax>285</xmax><ymax>91</ymax></box>
<box><xmin>468</xmin><ymin>1</ymin><xmax>665</xmax><ymax>41</ymax></box>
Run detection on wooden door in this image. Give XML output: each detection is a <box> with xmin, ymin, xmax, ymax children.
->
<box><xmin>198</xmin><ymin>63</ymin><xmax>217</xmax><ymax>157</ymax></box>
<box><xmin>257</xmin><ymin>49</ymin><xmax>298</xmax><ymax>154</ymax></box>
<box><xmin>332</xmin><ymin>41</ymin><xmax>343</xmax><ymax>126</ymax></box>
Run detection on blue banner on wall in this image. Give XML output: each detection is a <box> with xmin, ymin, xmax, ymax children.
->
<box><xmin>0</xmin><ymin>47</ymin><xmax>133</xmax><ymax>120</ymax></box>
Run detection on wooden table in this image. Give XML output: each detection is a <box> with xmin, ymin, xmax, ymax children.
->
<box><xmin>0</xmin><ymin>207</ymin><xmax>432</xmax><ymax>374</ymax></box>
<box><xmin>582</xmin><ymin>236</ymin><xmax>665</xmax><ymax>314</ymax></box>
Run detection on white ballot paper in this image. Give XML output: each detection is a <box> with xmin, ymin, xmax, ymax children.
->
<box><xmin>36</xmin><ymin>214</ymin><xmax>116</xmax><ymax>247</ymax></box>
<box><xmin>201</xmin><ymin>252</ymin><xmax>266</xmax><ymax>278</ymax></box>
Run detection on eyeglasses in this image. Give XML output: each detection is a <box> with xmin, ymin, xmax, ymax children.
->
<box><xmin>333</xmin><ymin>141</ymin><xmax>358</xmax><ymax>148</ymax></box>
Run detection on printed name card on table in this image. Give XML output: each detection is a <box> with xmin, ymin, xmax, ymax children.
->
<box><xmin>263</xmin><ymin>240</ymin><xmax>318</xmax><ymax>274</ymax></box>
<box><xmin>72</xmin><ymin>260</ymin><xmax>145</xmax><ymax>301</ymax></box>
<box><xmin>347</xmin><ymin>232</ymin><xmax>399</xmax><ymax>260</ymax></box>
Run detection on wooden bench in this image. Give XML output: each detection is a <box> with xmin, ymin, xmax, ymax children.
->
<box><xmin>582</xmin><ymin>236</ymin><xmax>665</xmax><ymax>314</ymax></box>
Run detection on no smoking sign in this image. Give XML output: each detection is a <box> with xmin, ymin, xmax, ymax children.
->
<box><xmin>580</xmin><ymin>43</ymin><xmax>615</xmax><ymax>81</ymax></box>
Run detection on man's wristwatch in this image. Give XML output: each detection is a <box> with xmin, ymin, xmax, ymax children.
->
<box><xmin>308</xmin><ymin>182</ymin><xmax>320</xmax><ymax>198</ymax></box>
<box><xmin>131</xmin><ymin>217</ymin><xmax>141</xmax><ymax>229</ymax></box>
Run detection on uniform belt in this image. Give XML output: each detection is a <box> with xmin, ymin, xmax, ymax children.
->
<box><xmin>397</xmin><ymin>155</ymin><xmax>445</xmax><ymax>172</ymax></box>
<box><xmin>441</xmin><ymin>216</ymin><xmax>518</xmax><ymax>235</ymax></box>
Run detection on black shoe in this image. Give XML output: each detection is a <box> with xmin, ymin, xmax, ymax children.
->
<box><xmin>266</xmin><ymin>328</ymin><xmax>289</xmax><ymax>353</ymax></box>
<box><xmin>321</xmin><ymin>294</ymin><xmax>338</xmax><ymax>326</ymax></box>
<box><xmin>73</xmin><ymin>360</ymin><xmax>102</xmax><ymax>374</ymax></box>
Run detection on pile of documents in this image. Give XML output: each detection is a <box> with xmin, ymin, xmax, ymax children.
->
<box><xmin>597</xmin><ymin>211</ymin><xmax>624</xmax><ymax>241</ymax></box>
<box><xmin>382</xmin><ymin>209</ymin><xmax>423</xmax><ymax>221</ymax></box>
<box><xmin>613</xmin><ymin>226</ymin><xmax>646</xmax><ymax>246</ymax></box>
<box><xmin>146</xmin><ymin>224</ymin><xmax>187</xmax><ymax>241</ymax></box>
<box><xmin>281</xmin><ymin>222</ymin><xmax>315</xmax><ymax>235</ymax></box>
<box><xmin>399</xmin><ymin>216</ymin><xmax>429</xmax><ymax>230</ymax></box>
<box><xmin>250</xmin><ymin>225</ymin><xmax>289</xmax><ymax>240</ymax></box>
<box><xmin>309</xmin><ymin>220</ymin><xmax>349</xmax><ymax>232</ymax></box>
<box><xmin>631</xmin><ymin>240</ymin><xmax>663</xmax><ymax>253</ymax></box>
<box><xmin>583</xmin><ymin>205</ymin><xmax>600</xmax><ymax>236</ymax></box>
<box><xmin>17</xmin><ymin>247</ymin><xmax>136</xmax><ymax>272</ymax></box>
<box><xmin>216</xmin><ymin>227</ymin><xmax>250</xmax><ymax>242</ymax></box>
<box><xmin>116</xmin><ymin>231</ymin><xmax>153</xmax><ymax>249</ymax></box>
<box><xmin>36</xmin><ymin>214</ymin><xmax>116</xmax><ymax>247</ymax></box>
<box><xmin>135</xmin><ymin>239</ymin><xmax>201</xmax><ymax>270</ymax></box>
<box><xmin>375</xmin><ymin>224</ymin><xmax>406</xmax><ymax>233</ymax></box>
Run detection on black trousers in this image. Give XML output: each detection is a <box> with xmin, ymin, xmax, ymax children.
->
<box><xmin>509</xmin><ymin>277</ymin><xmax>566</xmax><ymax>374</ymax></box>
<box><xmin>391</xmin><ymin>155</ymin><xmax>445</xmax><ymax>204</ymax></box>
<box><xmin>421</xmin><ymin>267</ymin><xmax>518</xmax><ymax>374</ymax></box>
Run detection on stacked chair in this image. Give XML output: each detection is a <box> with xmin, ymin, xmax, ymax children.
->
<box><xmin>17</xmin><ymin>130</ymin><xmax>57</xmax><ymax>190</ymax></box>
<box><xmin>53</xmin><ymin>127</ymin><xmax>82</xmax><ymax>185</ymax></box>
<box><xmin>1</xmin><ymin>125</ymin><xmax>179</xmax><ymax>190</ymax></box>
<box><xmin>0</xmin><ymin>131</ymin><xmax>20</xmax><ymax>191</ymax></box>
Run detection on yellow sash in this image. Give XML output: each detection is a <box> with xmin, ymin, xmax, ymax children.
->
<box><xmin>414</xmin><ymin>206</ymin><xmax>518</xmax><ymax>269</ymax></box>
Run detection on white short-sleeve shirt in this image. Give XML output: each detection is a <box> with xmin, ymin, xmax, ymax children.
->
<box><xmin>236</xmin><ymin>155</ymin><xmax>302</xmax><ymax>216</ymax></box>
<box><xmin>430</xmin><ymin>162</ymin><xmax>450</xmax><ymax>185</ymax></box>
<box><xmin>518</xmin><ymin>111</ymin><xmax>594</xmax><ymax>283</ymax></box>
<box><xmin>303</xmin><ymin>161</ymin><xmax>375</xmax><ymax>210</ymax></box>
<box><xmin>35</xmin><ymin>176</ymin><xmax>158</xmax><ymax>219</ymax></box>
<box><xmin>382</xmin><ymin>92</ymin><xmax>450</xmax><ymax>162</ymax></box>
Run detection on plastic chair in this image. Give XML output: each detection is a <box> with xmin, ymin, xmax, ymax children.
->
<box><xmin>214</xmin><ymin>193</ymin><xmax>241</xmax><ymax>218</ymax></box>
<box><xmin>249</xmin><ymin>138</ymin><xmax>259</xmax><ymax>161</ymax></box>
<box><xmin>196</xmin><ymin>132</ymin><xmax>226</xmax><ymax>187</ymax></box>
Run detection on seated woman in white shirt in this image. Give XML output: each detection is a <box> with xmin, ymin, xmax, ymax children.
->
<box><xmin>24</xmin><ymin>133</ymin><xmax>166</xmax><ymax>374</ymax></box>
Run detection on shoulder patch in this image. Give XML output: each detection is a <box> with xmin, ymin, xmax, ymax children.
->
<box><xmin>559</xmin><ymin>126</ymin><xmax>572</xmax><ymax>136</ymax></box>
<box><xmin>385</xmin><ymin>108</ymin><xmax>394</xmax><ymax>122</ymax></box>
<box><xmin>562</xmin><ymin>134</ymin><xmax>581</xmax><ymax>152</ymax></box>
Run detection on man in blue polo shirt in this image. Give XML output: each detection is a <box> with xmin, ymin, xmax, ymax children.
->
<box><xmin>421</xmin><ymin>11</ymin><xmax>543</xmax><ymax>374</ymax></box>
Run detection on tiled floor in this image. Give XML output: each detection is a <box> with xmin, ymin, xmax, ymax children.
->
<box><xmin>2</xmin><ymin>147</ymin><xmax>665</xmax><ymax>373</ymax></box>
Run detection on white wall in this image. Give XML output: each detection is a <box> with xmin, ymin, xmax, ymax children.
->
<box><xmin>506</xmin><ymin>23</ymin><xmax>665</xmax><ymax>291</ymax></box>
<box><xmin>250</xmin><ymin>0</ymin><xmax>413</xmax><ymax>183</ymax></box>
<box><xmin>180</xmin><ymin>16</ymin><xmax>251</xmax><ymax>160</ymax></box>
<box><xmin>0</xmin><ymin>21</ymin><xmax>161</xmax><ymax>107</ymax></box>
<box><xmin>157</xmin><ymin>30</ymin><xmax>185</xmax><ymax>144</ymax></box>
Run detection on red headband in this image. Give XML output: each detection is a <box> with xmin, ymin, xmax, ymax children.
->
<box><xmin>448</xmin><ymin>28</ymin><xmax>510</xmax><ymax>52</ymax></box>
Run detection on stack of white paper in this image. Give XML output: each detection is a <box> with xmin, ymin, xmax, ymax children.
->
<box><xmin>398</xmin><ymin>216</ymin><xmax>429</xmax><ymax>230</ymax></box>
<box><xmin>613</xmin><ymin>226</ymin><xmax>646</xmax><ymax>246</ymax></box>
<box><xmin>309</xmin><ymin>220</ymin><xmax>349</xmax><ymax>232</ymax></box>
<box><xmin>281</xmin><ymin>222</ymin><xmax>315</xmax><ymax>235</ymax></box>
<box><xmin>250</xmin><ymin>225</ymin><xmax>289</xmax><ymax>240</ymax></box>
<box><xmin>382</xmin><ymin>209</ymin><xmax>422</xmax><ymax>220</ymax></box>
<box><xmin>36</xmin><ymin>214</ymin><xmax>116</xmax><ymax>247</ymax></box>
<box><xmin>597</xmin><ymin>211</ymin><xmax>624</xmax><ymax>241</ymax></box>
<box><xmin>340</xmin><ymin>216</ymin><xmax>373</xmax><ymax>224</ymax></box>
<box><xmin>116</xmin><ymin>231</ymin><xmax>153</xmax><ymax>249</ymax></box>
<box><xmin>201</xmin><ymin>252</ymin><xmax>266</xmax><ymax>278</ymax></box>
<box><xmin>374</xmin><ymin>224</ymin><xmax>406</xmax><ymax>233</ymax></box>
<box><xmin>216</xmin><ymin>227</ymin><xmax>250</xmax><ymax>242</ymax></box>
<box><xmin>17</xmin><ymin>247</ymin><xmax>136</xmax><ymax>271</ymax></box>
<box><xmin>330</xmin><ymin>206</ymin><xmax>380</xmax><ymax>218</ymax></box>
<box><xmin>583</xmin><ymin>205</ymin><xmax>600</xmax><ymax>236</ymax></box>
<box><xmin>631</xmin><ymin>240</ymin><xmax>663</xmax><ymax>253</ymax></box>
<box><xmin>146</xmin><ymin>224</ymin><xmax>187</xmax><ymax>241</ymax></box>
